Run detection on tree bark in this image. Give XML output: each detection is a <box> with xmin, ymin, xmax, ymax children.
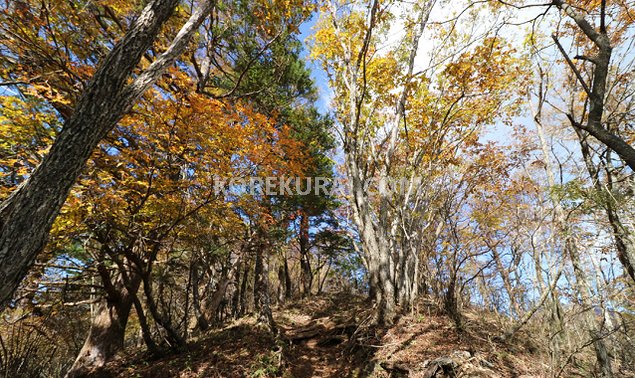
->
<box><xmin>66</xmin><ymin>270</ymin><xmax>142</xmax><ymax>377</ymax></box>
<box><xmin>192</xmin><ymin>260</ymin><xmax>210</xmax><ymax>331</ymax></box>
<box><xmin>299</xmin><ymin>212</ymin><xmax>313</xmax><ymax>297</ymax></box>
<box><xmin>254</xmin><ymin>245</ymin><xmax>276</xmax><ymax>333</ymax></box>
<box><xmin>239</xmin><ymin>256</ymin><xmax>253</xmax><ymax>316</ymax></box>
<box><xmin>334</xmin><ymin>1</ymin><xmax>434</xmax><ymax>325</ymax></box>
<box><xmin>284</xmin><ymin>255</ymin><xmax>293</xmax><ymax>299</ymax></box>
<box><xmin>142</xmin><ymin>271</ymin><xmax>186</xmax><ymax>348</ymax></box>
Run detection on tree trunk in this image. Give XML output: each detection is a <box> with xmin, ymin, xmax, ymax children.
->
<box><xmin>254</xmin><ymin>245</ymin><xmax>276</xmax><ymax>333</ymax></box>
<box><xmin>142</xmin><ymin>269</ymin><xmax>185</xmax><ymax>348</ymax></box>
<box><xmin>444</xmin><ymin>271</ymin><xmax>462</xmax><ymax>330</ymax></box>
<box><xmin>204</xmin><ymin>276</ymin><xmax>232</xmax><ymax>325</ymax></box>
<box><xmin>284</xmin><ymin>254</ymin><xmax>293</xmax><ymax>299</ymax></box>
<box><xmin>336</xmin><ymin>2</ymin><xmax>434</xmax><ymax>325</ymax></box>
<box><xmin>605</xmin><ymin>206</ymin><xmax>635</xmax><ymax>283</ymax></box>
<box><xmin>232</xmin><ymin>262</ymin><xmax>242</xmax><ymax>318</ymax></box>
<box><xmin>192</xmin><ymin>260</ymin><xmax>210</xmax><ymax>331</ymax></box>
<box><xmin>66</xmin><ymin>272</ymin><xmax>141</xmax><ymax>377</ymax></box>
<box><xmin>0</xmin><ymin>0</ymin><xmax>216</xmax><ymax>309</ymax></box>
<box><xmin>299</xmin><ymin>212</ymin><xmax>313</xmax><ymax>297</ymax></box>
<box><xmin>130</xmin><ymin>291</ymin><xmax>160</xmax><ymax>355</ymax></box>
<box><xmin>239</xmin><ymin>256</ymin><xmax>253</xmax><ymax>316</ymax></box>
<box><xmin>346</xmin><ymin>153</ymin><xmax>396</xmax><ymax>325</ymax></box>
<box><xmin>317</xmin><ymin>260</ymin><xmax>332</xmax><ymax>294</ymax></box>
<box><xmin>552</xmin><ymin>0</ymin><xmax>635</xmax><ymax>171</ymax></box>
<box><xmin>489</xmin><ymin>243</ymin><xmax>520</xmax><ymax>317</ymax></box>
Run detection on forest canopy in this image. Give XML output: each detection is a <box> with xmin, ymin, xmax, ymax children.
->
<box><xmin>0</xmin><ymin>0</ymin><xmax>634</xmax><ymax>377</ymax></box>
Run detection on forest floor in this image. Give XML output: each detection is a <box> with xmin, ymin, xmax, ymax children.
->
<box><xmin>99</xmin><ymin>293</ymin><xmax>549</xmax><ymax>377</ymax></box>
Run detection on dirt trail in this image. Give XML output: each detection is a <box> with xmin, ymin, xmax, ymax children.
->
<box><xmin>99</xmin><ymin>293</ymin><xmax>547</xmax><ymax>377</ymax></box>
<box><xmin>275</xmin><ymin>294</ymin><xmax>370</xmax><ymax>377</ymax></box>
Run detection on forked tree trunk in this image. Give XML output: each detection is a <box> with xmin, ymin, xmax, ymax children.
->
<box><xmin>551</xmin><ymin>0</ymin><xmax>635</xmax><ymax>171</ymax></box>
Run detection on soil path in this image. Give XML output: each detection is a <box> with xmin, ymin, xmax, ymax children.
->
<box><xmin>275</xmin><ymin>294</ymin><xmax>369</xmax><ymax>377</ymax></box>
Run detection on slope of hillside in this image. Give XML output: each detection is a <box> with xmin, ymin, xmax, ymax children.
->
<box><xmin>95</xmin><ymin>293</ymin><xmax>552</xmax><ymax>378</ymax></box>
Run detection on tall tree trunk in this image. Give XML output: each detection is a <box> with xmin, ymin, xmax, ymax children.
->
<box><xmin>605</xmin><ymin>205</ymin><xmax>635</xmax><ymax>283</ymax></box>
<box><xmin>336</xmin><ymin>2</ymin><xmax>434</xmax><ymax>325</ymax></box>
<box><xmin>232</xmin><ymin>261</ymin><xmax>242</xmax><ymax>318</ymax></box>
<box><xmin>0</xmin><ymin>0</ymin><xmax>216</xmax><ymax>309</ymax></box>
<box><xmin>444</xmin><ymin>270</ymin><xmax>462</xmax><ymax>330</ymax></box>
<box><xmin>346</xmin><ymin>154</ymin><xmax>396</xmax><ymax>324</ymax></box>
<box><xmin>254</xmin><ymin>245</ymin><xmax>276</xmax><ymax>333</ymax></box>
<box><xmin>283</xmin><ymin>253</ymin><xmax>293</xmax><ymax>299</ymax></box>
<box><xmin>192</xmin><ymin>260</ymin><xmax>210</xmax><ymax>331</ymax></box>
<box><xmin>299</xmin><ymin>212</ymin><xmax>313</xmax><ymax>297</ymax></box>
<box><xmin>239</xmin><ymin>256</ymin><xmax>253</xmax><ymax>316</ymax></box>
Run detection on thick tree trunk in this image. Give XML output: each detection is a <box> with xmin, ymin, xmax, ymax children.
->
<box><xmin>0</xmin><ymin>0</ymin><xmax>216</xmax><ymax>309</ymax></box>
<box><xmin>444</xmin><ymin>272</ymin><xmax>462</xmax><ymax>330</ymax></box>
<box><xmin>66</xmin><ymin>272</ymin><xmax>142</xmax><ymax>377</ymax></box>
<box><xmin>204</xmin><ymin>276</ymin><xmax>232</xmax><ymax>325</ymax></box>
<box><xmin>336</xmin><ymin>3</ymin><xmax>434</xmax><ymax>325</ymax></box>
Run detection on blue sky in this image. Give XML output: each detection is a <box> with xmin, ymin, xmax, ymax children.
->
<box><xmin>298</xmin><ymin>14</ymin><xmax>333</xmax><ymax>115</ymax></box>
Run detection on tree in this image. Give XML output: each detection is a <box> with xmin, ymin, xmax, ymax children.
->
<box><xmin>58</xmin><ymin>74</ymin><xmax>306</xmax><ymax>375</ymax></box>
<box><xmin>311</xmin><ymin>0</ymin><xmax>524</xmax><ymax>323</ymax></box>
<box><xmin>0</xmin><ymin>0</ymin><xmax>216</xmax><ymax>309</ymax></box>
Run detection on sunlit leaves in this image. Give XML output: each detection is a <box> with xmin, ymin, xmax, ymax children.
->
<box><xmin>0</xmin><ymin>95</ymin><xmax>60</xmax><ymax>198</ymax></box>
